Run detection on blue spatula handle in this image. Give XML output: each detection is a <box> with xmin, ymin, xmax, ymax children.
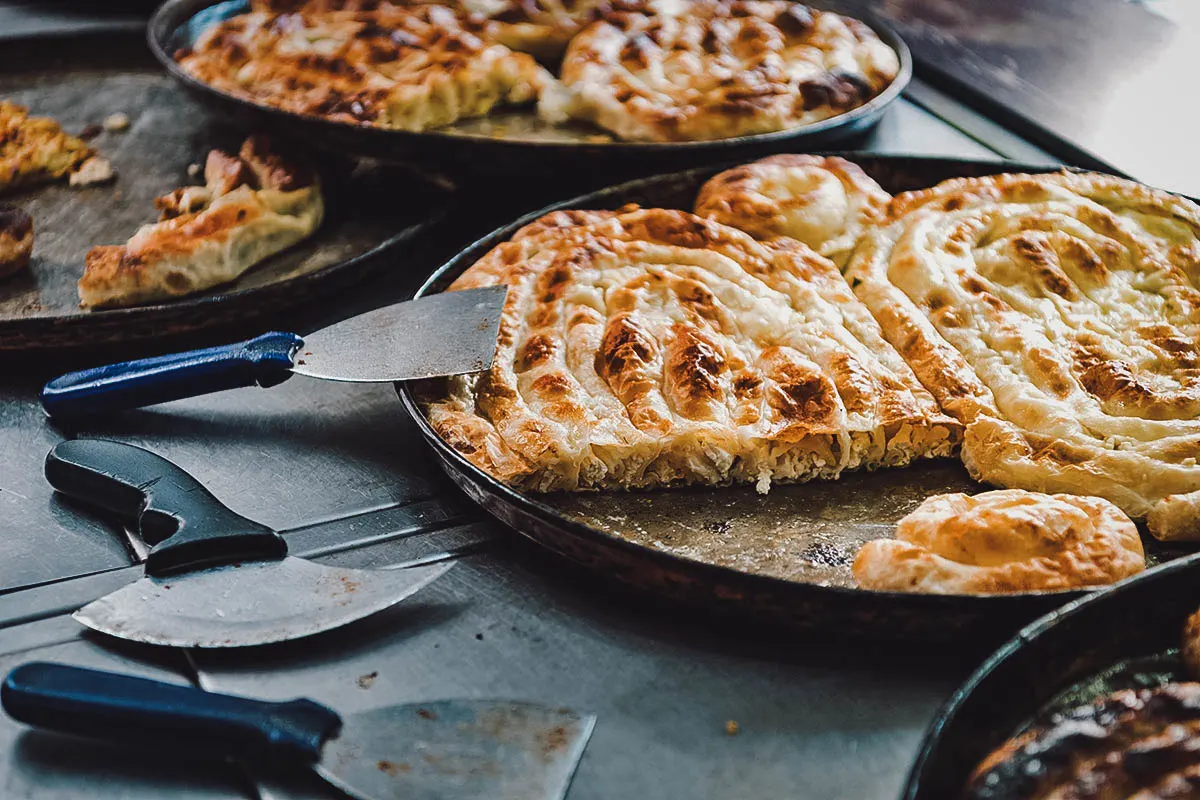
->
<box><xmin>41</xmin><ymin>332</ymin><xmax>303</xmax><ymax>419</ymax></box>
<box><xmin>45</xmin><ymin>439</ymin><xmax>286</xmax><ymax>577</ymax></box>
<box><xmin>3</xmin><ymin>663</ymin><xmax>341</xmax><ymax>768</ymax></box>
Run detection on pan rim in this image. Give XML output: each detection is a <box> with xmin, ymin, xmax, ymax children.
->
<box><xmin>147</xmin><ymin>0</ymin><xmax>914</xmax><ymax>153</ymax></box>
<box><xmin>393</xmin><ymin>153</ymin><xmax>1123</xmax><ymax>615</ymax></box>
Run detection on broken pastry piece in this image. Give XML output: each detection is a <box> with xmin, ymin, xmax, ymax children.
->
<box><xmin>0</xmin><ymin>205</ymin><xmax>33</xmax><ymax>278</ymax></box>
<box><xmin>79</xmin><ymin>136</ymin><xmax>322</xmax><ymax>309</ymax></box>
<box><xmin>0</xmin><ymin>101</ymin><xmax>113</xmax><ymax>192</ymax></box>
<box><xmin>853</xmin><ymin>489</ymin><xmax>1145</xmax><ymax>594</ymax></box>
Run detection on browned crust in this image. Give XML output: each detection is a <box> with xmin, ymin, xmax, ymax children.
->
<box><xmin>542</xmin><ymin>1</ymin><xmax>900</xmax><ymax>142</ymax></box>
<box><xmin>694</xmin><ymin>154</ymin><xmax>892</xmax><ymax>264</ymax></box>
<box><xmin>176</xmin><ymin>5</ymin><xmax>548</xmax><ymax>132</ymax></box>
<box><xmin>417</xmin><ymin>205</ymin><xmax>960</xmax><ymax>493</ymax></box>
<box><xmin>842</xmin><ymin>169</ymin><xmax>1200</xmax><ymax>537</ymax></box>
<box><xmin>79</xmin><ymin>136</ymin><xmax>320</xmax><ymax>308</ymax></box>
<box><xmin>0</xmin><ymin>101</ymin><xmax>95</xmax><ymax>193</ymax></box>
<box><xmin>852</xmin><ymin>489</ymin><xmax>1145</xmax><ymax>594</ymax></box>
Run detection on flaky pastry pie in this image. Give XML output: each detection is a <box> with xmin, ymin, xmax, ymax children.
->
<box><xmin>853</xmin><ymin>489</ymin><xmax>1145</xmax><ymax>594</ymax></box>
<box><xmin>79</xmin><ymin>136</ymin><xmax>322</xmax><ymax>309</ymax></box>
<box><xmin>0</xmin><ymin>101</ymin><xmax>109</xmax><ymax>193</ymax></box>
<box><xmin>538</xmin><ymin>1</ymin><xmax>899</xmax><ymax>142</ymax></box>
<box><xmin>843</xmin><ymin>170</ymin><xmax>1200</xmax><ymax>540</ymax></box>
<box><xmin>177</xmin><ymin>5</ymin><xmax>549</xmax><ymax>132</ymax></box>
<box><xmin>417</xmin><ymin>206</ymin><xmax>959</xmax><ymax>492</ymax></box>
<box><xmin>694</xmin><ymin>154</ymin><xmax>891</xmax><ymax>265</ymax></box>
<box><xmin>252</xmin><ymin>0</ymin><xmax>688</xmax><ymax>59</ymax></box>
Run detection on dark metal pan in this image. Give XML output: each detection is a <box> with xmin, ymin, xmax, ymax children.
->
<box><xmin>147</xmin><ymin>0</ymin><xmax>913</xmax><ymax>179</ymax></box>
<box><xmin>0</xmin><ymin>28</ymin><xmax>450</xmax><ymax>352</ymax></box>
<box><xmin>396</xmin><ymin>154</ymin><xmax>1196</xmax><ymax>642</ymax></box>
<box><xmin>903</xmin><ymin>551</ymin><xmax>1200</xmax><ymax>799</ymax></box>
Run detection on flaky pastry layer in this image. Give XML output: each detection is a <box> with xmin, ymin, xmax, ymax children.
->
<box><xmin>178</xmin><ymin>5</ymin><xmax>549</xmax><ymax>132</ymax></box>
<box><xmin>79</xmin><ymin>136</ymin><xmax>322</xmax><ymax>309</ymax></box>
<box><xmin>695</xmin><ymin>154</ymin><xmax>891</xmax><ymax>266</ymax></box>
<box><xmin>843</xmin><ymin>170</ymin><xmax>1200</xmax><ymax>539</ymax></box>
<box><xmin>538</xmin><ymin>1</ymin><xmax>899</xmax><ymax>141</ymax></box>
<box><xmin>418</xmin><ymin>206</ymin><xmax>959</xmax><ymax>492</ymax></box>
<box><xmin>853</xmin><ymin>489</ymin><xmax>1145</xmax><ymax>594</ymax></box>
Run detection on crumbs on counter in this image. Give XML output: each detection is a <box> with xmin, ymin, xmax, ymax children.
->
<box><xmin>724</xmin><ymin>720</ymin><xmax>740</xmax><ymax>735</ymax></box>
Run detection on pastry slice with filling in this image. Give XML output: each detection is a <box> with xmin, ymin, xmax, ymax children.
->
<box><xmin>79</xmin><ymin>136</ymin><xmax>322</xmax><ymax>309</ymax></box>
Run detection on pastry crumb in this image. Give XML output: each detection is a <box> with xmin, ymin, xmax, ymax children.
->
<box><xmin>103</xmin><ymin>112</ymin><xmax>130</xmax><ymax>132</ymax></box>
<box><xmin>187</xmin><ymin>162</ymin><xmax>202</xmax><ymax>177</ymax></box>
<box><xmin>724</xmin><ymin>720</ymin><xmax>740</xmax><ymax>735</ymax></box>
<box><xmin>69</xmin><ymin>156</ymin><xmax>116</xmax><ymax>187</ymax></box>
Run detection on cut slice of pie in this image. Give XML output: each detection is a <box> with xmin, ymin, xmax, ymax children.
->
<box><xmin>79</xmin><ymin>136</ymin><xmax>323</xmax><ymax>309</ymax></box>
<box><xmin>0</xmin><ymin>101</ymin><xmax>110</xmax><ymax>193</ymax></box>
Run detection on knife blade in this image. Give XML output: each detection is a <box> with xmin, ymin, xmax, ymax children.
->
<box><xmin>45</xmin><ymin>439</ymin><xmax>451</xmax><ymax>648</ymax></box>
<box><xmin>40</xmin><ymin>285</ymin><xmax>507</xmax><ymax>418</ymax></box>
<box><xmin>3</xmin><ymin>663</ymin><xmax>596</xmax><ymax>800</ymax></box>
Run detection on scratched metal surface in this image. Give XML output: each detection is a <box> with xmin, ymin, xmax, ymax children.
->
<box><xmin>0</xmin><ymin>34</ymin><xmax>447</xmax><ymax>348</ymax></box>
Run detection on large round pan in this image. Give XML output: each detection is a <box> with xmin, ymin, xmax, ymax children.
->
<box><xmin>903</xmin><ymin>552</ymin><xmax>1200</xmax><ymax>799</ymax></box>
<box><xmin>148</xmin><ymin>0</ymin><xmax>913</xmax><ymax>178</ymax></box>
<box><xmin>395</xmin><ymin>154</ymin><xmax>1199</xmax><ymax>643</ymax></box>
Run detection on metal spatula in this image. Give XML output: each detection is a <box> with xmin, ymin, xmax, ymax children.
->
<box><xmin>41</xmin><ymin>285</ymin><xmax>507</xmax><ymax>418</ymax></box>
<box><xmin>3</xmin><ymin>662</ymin><xmax>595</xmax><ymax>800</ymax></box>
<box><xmin>46</xmin><ymin>438</ymin><xmax>450</xmax><ymax>648</ymax></box>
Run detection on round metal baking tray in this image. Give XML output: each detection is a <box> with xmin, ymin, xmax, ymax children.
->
<box><xmin>148</xmin><ymin>0</ymin><xmax>914</xmax><ymax>177</ymax></box>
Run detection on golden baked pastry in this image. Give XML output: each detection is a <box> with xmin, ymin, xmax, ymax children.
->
<box><xmin>79</xmin><ymin>136</ymin><xmax>322</xmax><ymax>309</ymax></box>
<box><xmin>251</xmin><ymin>0</ymin><xmax>687</xmax><ymax>60</ymax></box>
<box><xmin>177</xmin><ymin>5</ymin><xmax>550</xmax><ymax>132</ymax></box>
<box><xmin>694</xmin><ymin>154</ymin><xmax>891</xmax><ymax>265</ymax></box>
<box><xmin>417</xmin><ymin>206</ymin><xmax>959</xmax><ymax>492</ymax></box>
<box><xmin>0</xmin><ymin>101</ymin><xmax>100</xmax><ymax>193</ymax></box>
<box><xmin>538</xmin><ymin>1</ymin><xmax>899</xmax><ymax>142</ymax></box>
<box><xmin>0</xmin><ymin>205</ymin><xmax>33</xmax><ymax>278</ymax></box>
<box><xmin>966</xmin><ymin>684</ymin><xmax>1200</xmax><ymax>800</ymax></box>
<box><xmin>853</xmin><ymin>489</ymin><xmax>1145</xmax><ymax>594</ymax></box>
<box><xmin>859</xmin><ymin>488</ymin><xmax>1147</xmax><ymax>595</ymax></box>
<box><xmin>843</xmin><ymin>170</ymin><xmax>1200</xmax><ymax>540</ymax></box>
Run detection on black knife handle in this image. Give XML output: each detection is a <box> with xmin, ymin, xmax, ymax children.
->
<box><xmin>3</xmin><ymin>663</ymin><xmax>341</xmax><ymax>768</ymax></box>
<box><xmin>45</xmin><ymin>439</ymin><xmax>286</xmax><ymax>577</ymax></box>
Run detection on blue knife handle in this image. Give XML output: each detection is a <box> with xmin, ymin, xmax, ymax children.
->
<box><xmin>41</xmin><ymin>332</ymin><xmax>303</xmax><ymax>419</ymax></box>
<box><xmin>45</xmin><ymin>439</ymin><xmax>287</xmax><ymax>577</ymax></box>
<box><xmin>3</xmin><ymin>663</ymin><xmax>341</xmax><ymax>768</ymax></box>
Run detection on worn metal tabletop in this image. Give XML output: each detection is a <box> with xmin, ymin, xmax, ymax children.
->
<box><xmin>0</xmin><ymin>8</ymin><xmax>1067</xmax><ymax>797</ymax></box>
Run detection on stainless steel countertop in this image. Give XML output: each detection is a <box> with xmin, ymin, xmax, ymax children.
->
<box><xmin>0</xmin><ymin>12</ymin><xmax>1061</xmax><ymax>795</ymax></box>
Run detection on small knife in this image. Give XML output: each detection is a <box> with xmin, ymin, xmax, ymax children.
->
<box><xmin>41</xmin><ymin>285</ymin><xmax>507</xmax><ymax>419</ymax></box>
<box><xmin>46</xmin><ymin>439</ymin><xmax>451</xmax><ymax>648</ymax></box>
<box><xmin>3</xmin><ymin>663</ymin><xmax>596</xmax><ymax>800</ymax></box>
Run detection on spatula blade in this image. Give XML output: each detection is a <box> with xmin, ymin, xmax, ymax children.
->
<box><xmin>318</xmin><ymin>700</ymin><xmax>595</xmax><ymax>800</ymax></box>
<box><xmin>73</xmin><ymin>559</ymin><xmax>451</xmax><ymax>648</ymax></box>
<box><xmin>293</xmin><ymin>286</ymin><xmax>507</xmax><ymax>383</ymax></box>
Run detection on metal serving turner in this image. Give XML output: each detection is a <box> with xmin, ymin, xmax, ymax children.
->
<box><xmin>40</xmin><ymin>285</ymin><xmax>507</xmax><ymax>418</ymax></box>
<box><xmin>3</xmin><ymin>662</ymin><xmax>595</xmax><ymax>800</ymax></box>
<box><xmin>46</xmin><ymin>439</ymin><xmax>450</xmax><ymax>648</ymax></box>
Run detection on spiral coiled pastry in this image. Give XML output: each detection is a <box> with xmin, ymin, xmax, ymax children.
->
<box><xmin>843</xmin><ymin>171</ymin><xmax>1200</xmax><ymax>540</ymax></box>
<box><xmin>966</xmin><ymin>684</ymin><xmax>1200</xmax><ymax>800</ymax></box>
<box><xmin>853</xmin><ymin>489</ymin><xmax>1145</xmax><ymax>594</ymax></box>
<box><xmin>694</xmin><ymin>154</ymin><xmax>891</xmax><ymax>265</ymax></box>
<box><xmin>418</xmin><ymin>206</ymin><xmax>959</xmax><ymax>492</ymax></box>
<box><xmin>177</xmin><ymin>5</ymin><xmax>549</xmax><ymax>132</ymax></box>
<box><xmin>251</xmin><ymin>0</ymin><xmax>689</xmax><ymax>59</ymax></box>
<box><xmin>538</xmin><ymin>1</ymin><xmax>899</xmax><ymax>141</ymax></box>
